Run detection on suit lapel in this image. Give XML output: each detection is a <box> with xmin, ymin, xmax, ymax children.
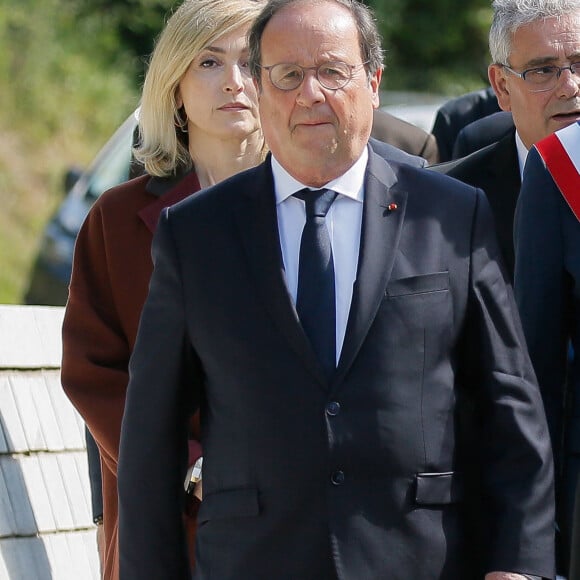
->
<box><xmin>234</xmin><ymin>159</ymin><xmax>326</xmax><ymax>385</ymax></box>
<box><xmin>489</xmin><ymin>132</ymin><xmax>520</xmax><ymax>191</ymax></box>
<box><xmin>485</xmin><ymin>133</ymin><xmax>521</xmax><ymax>276</ymax></box>
<box><xmin>334</xmin><ymin>149</ymin><xmax>407</xmax><ymax>385</ymax></box>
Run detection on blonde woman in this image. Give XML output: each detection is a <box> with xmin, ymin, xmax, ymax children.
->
<box><xmin>61</xmin><ymin>1</ymin><xmax>266</xmax><ymax>578</ymax></box>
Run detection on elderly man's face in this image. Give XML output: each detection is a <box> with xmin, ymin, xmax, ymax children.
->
<box><xmin>256</xmin><ymin>0</ymin><xmax>381</xmax><ymax>187</ymax></box>
<box><xmin>489</xmin><ymin>12</ymin><xmax>580</xmax><ymax>150</ymax></box>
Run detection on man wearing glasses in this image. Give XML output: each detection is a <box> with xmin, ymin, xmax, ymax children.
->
<box><xmin>118</xmin><ymin>1</ymin><xmax>554</xmax><ymax>579</ymax></box>
<box><xmin>488</xmin><ymin>2</ymin><xmax>580</xmax><ymax>154</ymax></box>
<box><xmin>489</xmin><ymin>1</ymin><xmax>580</xmax><ymax>576</ymax></box>
<box><xmin>433</xmin><ymin>0</ymin><xmax>580</xmax><ymax>287</ymax></box>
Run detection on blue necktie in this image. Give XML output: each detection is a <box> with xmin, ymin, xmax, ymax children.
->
<box><xmin>293</xmin><ymin>188</ymin><xmax>338</xmax><ymax>378</ymax></box>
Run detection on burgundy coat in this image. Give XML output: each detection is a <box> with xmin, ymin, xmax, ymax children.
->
<box><xmin>61</xmin><ymin>170</ymin><xmax>202</xmax><ymax>580</ymax></box>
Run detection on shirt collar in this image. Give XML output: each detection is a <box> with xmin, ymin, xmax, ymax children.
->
<box><xmin>271</xmin><ymin>147</ymin><xmax>368</xmax><ymax>205</ymax></box>
<box><xmin>514</xmin><ymin>131</ymin><xmax>529</xmax><ymax>180</ymax></box>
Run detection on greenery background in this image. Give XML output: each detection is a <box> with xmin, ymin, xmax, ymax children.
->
<box><xmin>0</xmin><ymin>0</ymin><xmax>493</xmax><ymax>304</ymax></box>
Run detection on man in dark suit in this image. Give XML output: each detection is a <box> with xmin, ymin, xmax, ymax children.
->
<box><xmin>432</xmin><ymin>0</ymin><xmax>580</xmax><ymax>287</ymax></box>
<box><xmin>431</xmin><ymin>86</ymin><xmax>500</xmax><ymax>162</ymax></box>
<box><xmin>452</xmin><ymin>110</ymin><xmax>514</xmax><ymax>159</ymax></box>
<box><xmin>439</xmin><ymin>5</ymin><xmax>580</xmax><ymax>572</ymax></box>
<box><xmin>515</xmin><ymin>121</ymin><xmax>580</xmax><ymax>580</ymax></box>
<box><xmin>118</xmin><ymin>1</ymin><xmax>554</xmax><ymax>579</ymax></box>
<box><xmin>431</xmin><ymin>127</ymin><xmax>520</xmax><ymax>279</ymax></box>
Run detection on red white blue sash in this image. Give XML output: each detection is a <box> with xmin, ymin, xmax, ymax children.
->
<box><xmin>535</xmin><ymin>121</ymin><xmax>580</xmax><ymax>221</ymax></box>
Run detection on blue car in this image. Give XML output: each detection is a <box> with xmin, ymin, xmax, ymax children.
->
<box><xmin>24</xmin><ymin>110</ymin><xmax>141</xmax><ymax>306</ymax></box>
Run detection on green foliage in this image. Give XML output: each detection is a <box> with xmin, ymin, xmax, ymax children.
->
<box><xmin>369</xmin><ymin>0</ymin><xmax>493</xmax><ymax>93</ymax></box>
<box><xmin>73</xmin><ymin>0</ymin><xmax>178</xmax><ymax>82</ymax></box>
<box><xmin>0</xmin><ymin>0</ymin><xmax>138</xmax><ymax>140</ymax></box>
<box><xmin>0</xmin><ymin>0</ymin><xmax>494</xmax><ymax>304</ymax></box>
<box><xmin>0</xmin><ymin>0</ymin><xmax>140</xmax><ymax>303</ymax></box>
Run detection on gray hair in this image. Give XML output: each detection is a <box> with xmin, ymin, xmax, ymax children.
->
<box><xmin>248</xmin><ymin>0</ymin><xmax>384</xmax><ymax>89</ymax></box>
<box><xmin>489</xmin><ymin>0</ymin><xmax>580</xmax><ymax>65</ymax></box>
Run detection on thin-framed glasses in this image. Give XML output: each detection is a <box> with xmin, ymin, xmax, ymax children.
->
<box><xmin>260</xmin><ymin>61</ymin><xmax>369</xmax><ymax>91</ymax></box>
<box><xmin>502</xmin><ymin>62</ymin><xmax>580</xmax><ymax>92</ymax></box>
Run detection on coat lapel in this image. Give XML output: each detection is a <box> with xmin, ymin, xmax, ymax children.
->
<box><xmin>334</xmin><ymin>149</ymin><xmax>408</xmax><ymax>385</ymax></box>
<box><xmin>138</xmin><ymin>171</ymin><xmax>201</xmax><ymax>233</ymax></box>
<box><xmin>234</xmin><ymin>159</ymin><xmax>327</xmax><ymax>385</ymax></box>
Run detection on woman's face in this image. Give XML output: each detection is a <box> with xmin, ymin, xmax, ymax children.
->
<box><xmin>177</xmin><ymin>25</ymin><xmax>260</xmax><ymax>143</ymax></box>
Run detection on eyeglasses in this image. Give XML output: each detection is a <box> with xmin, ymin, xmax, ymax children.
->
<box><xmin>260</xmin><ymin>61</ymin><xmax>369</xmax><ymax>91</ymax></box>
<box><xmin>502</xmin><ymin>62</ymin><xmax>580</xmax><ymax>92</ymax></box>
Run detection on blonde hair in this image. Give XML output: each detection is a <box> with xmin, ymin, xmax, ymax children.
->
<box><xmin>135</xmin><ymin>0</ymin><xmax>266</xmax><ymax>177</ymax></box>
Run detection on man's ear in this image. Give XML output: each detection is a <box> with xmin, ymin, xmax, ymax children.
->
<box><xmin>488</xmin><ymin>64</ymin><xmax>512</xmax><ymax>112</ymax></box>
<box><xmin>370</xmin><ymin>68</ymin><xmax>382</xmax><ymax>109</ymax></box>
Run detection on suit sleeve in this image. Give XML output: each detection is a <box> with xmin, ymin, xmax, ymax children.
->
<box><xmin>431</xmin><ymin>109</ymin><xmax>454</xmax><ymax>162</ymax></box>
<box><xmin>462</xmin><ymin>187</ymin><xmax>555</xmax><ymax>577</ymax></box>
<box><xmin>514</xmin><ymin>146</ymin><xmax>571</xmax><ymax>480</ymax></box>
<box><xmin>85</xmin><ymin>427</ymin><xmax>103</xmax><ymax>521</ymax></box>
<box><xmin>118</xmin><ymin>209</ymin><xmax>200</xmax><ymax>579</ymax></box>
<box><xmin>420</xmin><ymin>133</ymin><xmax>440</xmax><ymax>166</ymax></box>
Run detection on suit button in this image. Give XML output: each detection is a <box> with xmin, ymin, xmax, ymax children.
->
<box><xmin>331</xmin><ymin>470</ymin><xmax>345</xmax><ymax>486</ymax></box>
<box><xmin>326</xmin><ymin>401</ymin><xmax>341</xmax><ymax>416</ymax></box>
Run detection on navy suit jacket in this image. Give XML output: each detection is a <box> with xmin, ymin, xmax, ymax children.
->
<box><xmin>430</xmin><ymin>130</ymin><xmax>520</xmax><ymax>281</ymax></box>
<box><xmin>431</xmin><ymin>86</ymin><xmax>501</xmax><ymax>162</ymax></box>
<box><xmin>515</xmin><ymin>145</ymin><xmax>580</xmax><ymax>572</ymax></box>
<box><xmin>119</xmin><ymin>145</ymin><xmax>554</xmax><ymax>580</ymax></box>
<box><xmin>452</xmin><ymin>111</ymin><xmax>515</xmax><ymax>160</ymax></box>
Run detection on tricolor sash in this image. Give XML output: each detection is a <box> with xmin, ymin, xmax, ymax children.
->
<box><xmin>535</xmin><ymin>120</ymin><xmax>580</xmax><ymax>221</ymax></box>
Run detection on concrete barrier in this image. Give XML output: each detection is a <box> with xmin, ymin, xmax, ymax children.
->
<box><xmin>0</xmin><ymin>305</ymin><xmax>99</xmax><ymax>579</ymax></box>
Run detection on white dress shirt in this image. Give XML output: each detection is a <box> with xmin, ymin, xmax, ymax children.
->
<box><xmin>515</xmin><ymin>130</ymin><xmax>529</xmax><ymax>180</ymax></box>
<box><xmin>272</xmin><ymin>148</ymin><xmax>367</xmax><ymax>362</ymax></box>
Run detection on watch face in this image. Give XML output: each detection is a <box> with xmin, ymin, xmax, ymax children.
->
<box><xmin>191</xmin><ymin>456</ymin><xmax>203</xmax><ymax>482</ymax></box>
<box><xmin>185</xmin><ymin>457</ymin><xmax>203</xmax><ymax>496</ymax></box>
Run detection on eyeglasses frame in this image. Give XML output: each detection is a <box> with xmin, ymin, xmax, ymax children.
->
<box><xmin>259</xmin><ymin>60</ymin><xmax>370</xmax><ymax>91</ymax></box>
<box><xmin>501</xmin><ymin>62</ymin><xmax>580</xmax><ymax>93</ymax></box>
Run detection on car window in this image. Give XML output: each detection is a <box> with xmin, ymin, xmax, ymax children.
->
<box><xmin>85</xmin><ymin>116</ymin><xmax>136</xmax><ymax>201</ymax></box>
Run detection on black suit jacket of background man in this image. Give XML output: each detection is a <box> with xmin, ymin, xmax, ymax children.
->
<box><xmin>452</xmin><ymin>111</ymin><xmax>515</xmax><ymax>160</ymax></box>
<box><xmin>431</xmin><ymin>86</ymin><xmax>501</xmax><ymax>162</ymax></box>
<box><xmin>430</xmin><ymin>130</ymin><xmax>520</xmax><ymax>281</ymax></box>
<box><xmin>118</xmin><ymin>143</ymin><xmax>554</xmax><ymax>580</ymax></box>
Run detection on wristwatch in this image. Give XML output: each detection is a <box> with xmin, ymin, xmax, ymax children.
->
<box><xmin>185</xmin><ymin>456</ymin><xmax>203</xmax><ymax>495</ymax></box>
